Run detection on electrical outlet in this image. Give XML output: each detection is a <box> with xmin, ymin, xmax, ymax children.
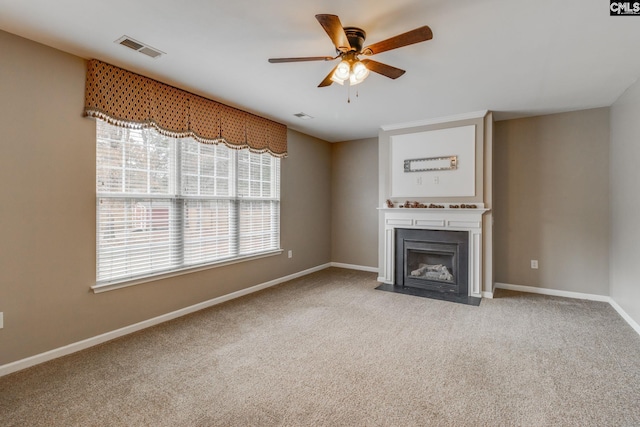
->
<box><xmin>531</xmin><ymin>260</ymin><xmax>539</xmax><ymax>269</ymax></box>
<box><xmin>288</xmin><ymin>250</ymin><xmax>293</xmax><ymax>259</ymax></box>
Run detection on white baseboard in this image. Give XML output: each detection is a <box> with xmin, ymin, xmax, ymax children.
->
<box><xmin>495</xmin><ymin>282</ymin><xmax>640</xmax><ymax>337</ymax></box>
<box><xmin>494</xmin><ymin>282</ymin><xmax>610</xmax><ymax>302</ymax></box>
<box><xmin>608</xmin><ymin>298</ymin><xmax>640</xmax><ymax>336</ymax></box>
<box><xmin>0</xmin><ymin>263</ymin><xmax>332</xmax><ymax>378</ymax></box>
<box><xmin>330</xmin><ymin>262</ymin><xmax>378</xmax><ymax>273</ymax></box>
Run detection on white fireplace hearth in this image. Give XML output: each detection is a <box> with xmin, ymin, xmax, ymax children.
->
<box><xmin>377</xmin><ymin>205</ymin><xmax>489</xmax><ymax>298</ymax></box>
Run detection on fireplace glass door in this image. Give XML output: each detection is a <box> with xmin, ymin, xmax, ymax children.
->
<box><xmin>395</xmin><ymin>229</ymin><xmax>468</xmax><ymax>295</ymax></box>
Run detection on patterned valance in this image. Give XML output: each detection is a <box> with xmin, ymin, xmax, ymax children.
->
<box><xmin>83</xmin><ymin>59</ymin><xmax>287</xmax><ymax>158</ymax></box>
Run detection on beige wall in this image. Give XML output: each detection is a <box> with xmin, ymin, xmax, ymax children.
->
<box><xmin>331</xmin><ymin>138</ymin><xmax>378</xmax><ymax>268</ymax></box>
<box><xmin>493</xmin><ymin>108</ymin><xmax>610</xmax><ymax>295</ymax></box>
<box><xmin>0</xmin><ymin>30</ymin><xmax>332</xmax><ymax>366</ymax></box>
<box><xmin>610</xmin><ymin>80</ymin><xmax>640</xmax><ymax>326</ymax></box>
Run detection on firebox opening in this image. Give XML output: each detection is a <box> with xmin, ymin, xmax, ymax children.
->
<box><xmin>407</xmin><ymin>249</ymin><xmax>455</xmax><ymax>284</ymax></box>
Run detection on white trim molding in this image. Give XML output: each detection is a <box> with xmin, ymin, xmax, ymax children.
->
<box><xmin>0</xmin><ymin>263</ymin><xmax>331</xmax><ymax>378</ymax></box>
<box><xmin>495</xmin><ymin>282</ymin><xmax>640</xmax><ymax>336</ymax></box>
<box><xmin>380</xmin><ymin>110</ymin><xmax>489</xmax><ymax>132</ymax></box>
<box><xmin>330</xmin><ymin>262</ymin><xmax>378</xmax><ymax>273</ymax></box>
<box><xmin>494</xmin><ymin>282</ymin><xmax>610</xmax><ymax>302</ymax></box>
<box><xmin>92</xmin><ymin>249</ymin><xmax>284</xmax><ymax>293</ymax></box>
<box><xmin>606</xmin><ymin>299</ymin><xmax>640</xmax><ymax>336</ymax></box>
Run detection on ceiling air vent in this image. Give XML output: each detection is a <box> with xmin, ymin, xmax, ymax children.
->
<box><xmin>115</xmin><ymin>36</ymin><xmax>164</xmax><ymax>59</ymax></box>
<box><xmin>138</xmin><ymin>47</ymin><xmax>162</xmax><ymax>58</ymax></box>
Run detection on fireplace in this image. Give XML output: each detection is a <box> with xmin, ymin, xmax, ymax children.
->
<box><xmin>377</xmin><ymin>206</ymin><xmax>487</xmax><ymax>301</ymax></box>
<box><xmin>395</xmin><ymin>228</ymin><xmax>469</xmax><ymax>295</ymax></box>
<box><xmin>377</xmin><ymin>112</ymin><xmax>493</xmax><ymax>301</ymax></box>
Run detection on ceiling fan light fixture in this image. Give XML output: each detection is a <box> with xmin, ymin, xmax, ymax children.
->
<box><xmin>349</xmin><ymin>73</ymin><xmax>362</xmax><ymax>86</ymax></box>
<box><xmin>350</xmin><ymin>61</ymin><xmax>369</xmax><ymax>85</ymax></box>
<box><xmin>331</xmin><ymin>59</ymin><xmax>351</xmax><ymax>84</ymax></box>
<box><xmin>330</xmin><ymin>75</ymin><xmax>345</xmax><ymax>85</ymax></box>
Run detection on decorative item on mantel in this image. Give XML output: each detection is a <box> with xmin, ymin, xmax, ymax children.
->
<box><xmin>385</xmin><ymin>201</ymin><xmax>478</xmax><ymax>209</ymax></box>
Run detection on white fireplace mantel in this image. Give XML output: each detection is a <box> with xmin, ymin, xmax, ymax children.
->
<box><xmin>378</xmin><ymin>207</ymin><xmax>489</xmax><ymax>298</ymax></box>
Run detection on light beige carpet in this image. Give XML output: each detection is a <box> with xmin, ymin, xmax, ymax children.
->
<box><xmin>2</xmin><ymin>268</ymin><xmax>639</xmax><ymax>426</ymax></box>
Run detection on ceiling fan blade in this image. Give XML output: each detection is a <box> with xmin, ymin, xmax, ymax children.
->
<box><xmin>269</xmin><ymin>56</ymin><xmax>335</xmax><ymax>63</ymax></box>
<box><xmin>318</xmin><ymin>64</ymin><xmax>339</xmax><ymax>87</ymax></box>
<box><xmin>362</xmin><ymin>26</ymin><xmax>433</xmax><ymax>56</ymax></box>
<box><xmin>361</xmin><ymin>59</ymin><xmax>406</xmax><ymax>79</ymax></box>
<box><xmin>316</xmin><ymin>14</ymin><xmax>351</xmax><ymax>52</ymax></box>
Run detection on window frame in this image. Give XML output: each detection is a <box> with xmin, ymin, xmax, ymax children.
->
<box><xmin>93</xmin><ymin>122</ymin><xmax>282</xmax><ymax>293</ymax></box>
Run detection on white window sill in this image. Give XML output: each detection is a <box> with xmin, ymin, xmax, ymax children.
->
<box><xmin>91</xmin><ymin>249</ymin><xmax>284</xmax><ymax>293</ymax></box>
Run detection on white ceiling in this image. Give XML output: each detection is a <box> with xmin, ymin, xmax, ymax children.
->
<box><xmin>1</xmin><ymin>0</ymin><xmax>639</xmax><ymax>142</ymax></box>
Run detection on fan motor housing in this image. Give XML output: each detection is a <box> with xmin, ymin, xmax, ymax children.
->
<box><xmin>343</xmin><ymin>27</ymin><xmax>366</xmax><ymax>53</ymax></box>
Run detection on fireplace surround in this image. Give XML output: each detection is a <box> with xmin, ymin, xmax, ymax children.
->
<box><xmin>377</xmin><ymin>205</ymin><xmax>488</xmax><ymax>299</ymax></box>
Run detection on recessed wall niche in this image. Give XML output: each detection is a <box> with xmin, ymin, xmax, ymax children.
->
<box><xmin>390</xmin><ymin>125</ymin><xmax>476</xmax><ymax>197</ymax></box>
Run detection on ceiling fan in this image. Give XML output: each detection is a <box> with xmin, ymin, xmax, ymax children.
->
<box><xmin>268</xmin><ymin>14</ymin><xmax>433</xmax><ymax>87</ymax></box>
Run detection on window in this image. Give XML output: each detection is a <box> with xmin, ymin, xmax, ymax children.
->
<box><xmin>96</xmin><ymin>121</ymin><xmax>280</xmax><ymax>285</ymax></box>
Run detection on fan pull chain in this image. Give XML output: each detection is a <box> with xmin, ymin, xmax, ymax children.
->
<box><xmin>346</xmin><ymin>85</ymin><xmax>361</xmax><ymax>104</ymax></box>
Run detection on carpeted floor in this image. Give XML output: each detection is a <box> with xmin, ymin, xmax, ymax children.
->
<box><xmin>2</xmin><ymin>268</ymin><xmax>639</xmax><ymax>426</ymax></box>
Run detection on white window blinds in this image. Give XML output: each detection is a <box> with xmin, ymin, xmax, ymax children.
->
<box><xmin>96</xmin><ymin>121</ymin><xmax>280</xmax><ymax>284</ymax></box>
